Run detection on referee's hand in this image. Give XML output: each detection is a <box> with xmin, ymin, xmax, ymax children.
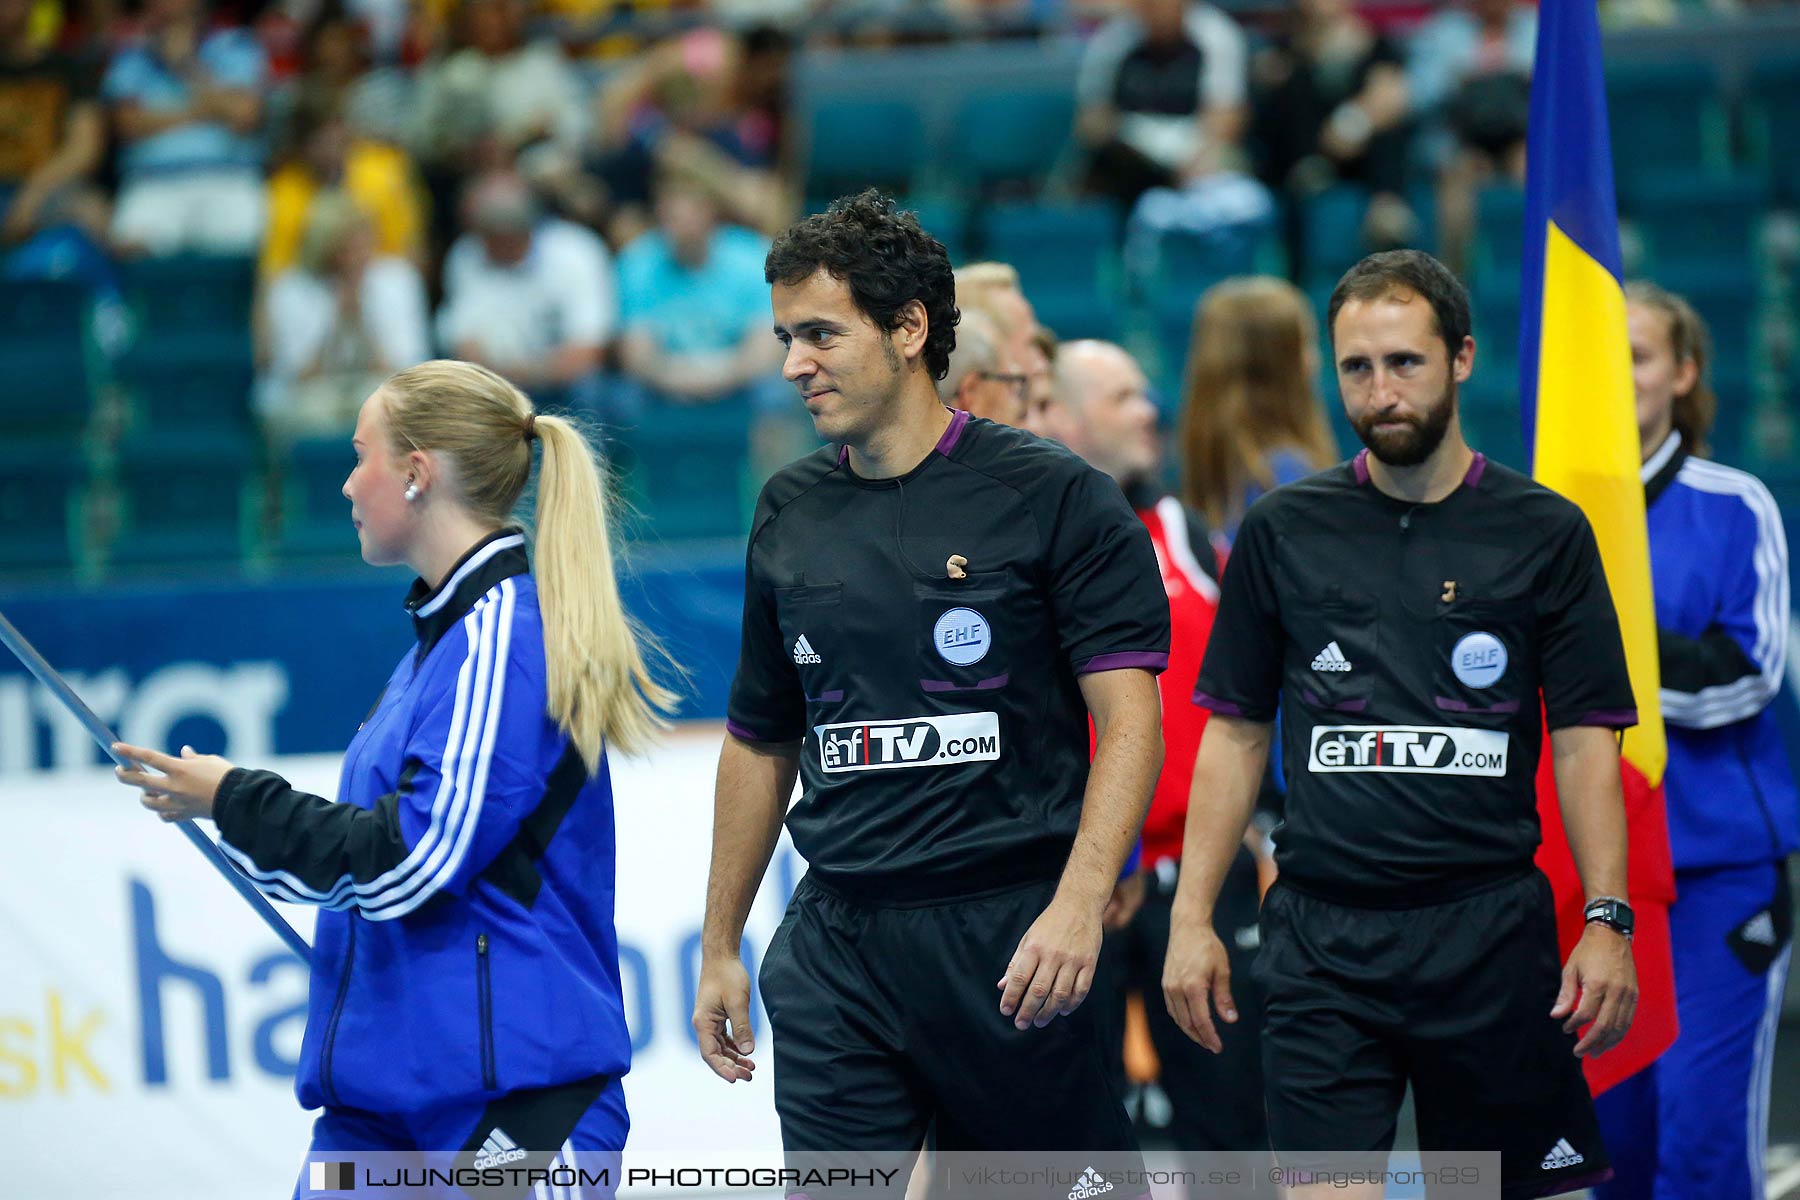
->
<box><xmin>998</xmin><ymin>896</ymin><xmax>1102</xmax><ymax>1031</ymax></box>
<box><xmin>693</xmin><ymin>954</ymin><xmax>757</xmax><ymax>1083</ymax></box>
<box><xmin>1551</xmin><ymin>923</ymin><xmax>1638</xmax><ymax>1057</ymax></box>
<box><xmin>1161</xmin><ymin>923</ymin><xmax>1236</xmax><ymax>1054</ymax></box>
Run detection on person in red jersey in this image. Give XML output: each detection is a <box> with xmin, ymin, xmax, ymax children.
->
<box><xmin>1056</xmin><ymin>339</ymin><xmax>1274</xmax><ymax>1193</ymax></box>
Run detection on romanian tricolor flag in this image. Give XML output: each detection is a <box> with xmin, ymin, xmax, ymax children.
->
<box><xmin>1519</xmin><ymin>0</ymin><xmax>1679</xmax><ymax>1095</ymax></box>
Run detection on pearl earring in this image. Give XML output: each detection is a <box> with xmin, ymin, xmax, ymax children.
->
<box><xmin>404</xmin><ymin>482</ymin><xmax>420</xmax><ymax>501</ymax></box>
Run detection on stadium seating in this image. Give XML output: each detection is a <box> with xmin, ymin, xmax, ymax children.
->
<box><xmin>0</xmin><ymin>444</ymin><xmax>87</xmax><ymax>571</ymax></box>
<box><xmin>1743</xmin><ymin>56</ymin><xmax>1800</xmax><ymax>204</ymax></box>
<box><xmin>1709</xmin><ymin>379</ymin><xmax>1755</xmax><ymax>468</ymax></box>
<box><xmin>1630</xmin><ymin>173</ymin><xmax>1768</xmax><ymax>274</ymax></box>
<box><xmin>1457</xmin><ymin>377</ymin><xmax>1530</xmax><ymax>473</ymax></box>
<box><xmin>1316</xmin><ymin>364</ymin><xmax>1353</xmax><ymax>460</ymax></box>
<box><xmin>1300</xmin><ymin>186</ymin><xmax>1371</xmax><ymax>291</ymax></box>
<box><xmin>1471</xmin><ymin>185</ymin><xmax>1527</xmax><ymax>283</ymax></box>
<box><xmin>906</xmin><ymin>198</ymin><xmax>968</xmax><ymax>263</ymax></box>
<box><xmin>1153</xmin><ymin>299</ymin><xmax>1197</xmax><ymax>417</ymax></box>
<box><xmin>119</xmin><ymin>359</ymin><xmax>257</xmax><ymax>439</ymax></box>
<box><xmin>1605</xmin><ymin>60</ymin><xmax>1729</xmax><ymax>203</ymax></box>
<box><xmin>1471</xmin><ymin>278</ymin><xmax>1523</xmax><ymax>381</ymax></box>
<box><xmin>803</xmin><ymin>99</ymin><xmax>926</xmax><ymax>200</ymax></box>
<box><xmin>948</xmin><ymin>89</ymin><xmax>1076</xmax><ymax>190</ymax></box>
<box><xmin>116</xmin><ymin>255</ymin><xmax>256</xmax><ymax>369</ymax></box>
<box><xmin>272</xmin><ymin>436</ymin><xmax>360</xmax><ymax>561</ymax></box>
<box><xmin>8</xmin><ymin>25</ymin><xmax>1800</xmax><ymax>586</ymax></box>
<box><xmin>0</xmin><ymin>278</ymin><xmax>94</xmax><ymax>445</ymax></box>
<box><xmin>615</xmin><ymin>403</ymin><xmax>752</xmax><ymax>541</ymax></box>
<box><xmin>1655</xmin><ymin>264</ymin><xmax>1762</xmax><ymax>404</ymax></box>
<box><xmin>109</xmin><ymin>431</ymin><xmax>255</xmax><ymax>567</ymax></box>
<box><xmin>977</xmin><ymin>200</ymin><xmax>1119</xmax><ymax>339</ymax></box>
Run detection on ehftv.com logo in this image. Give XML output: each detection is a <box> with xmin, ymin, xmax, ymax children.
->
<box><xmin>1308</xmin><ymin>726</ymin><xmax>1509</xmax><ymax>776</ymax></box>
<box><xmin>817</xmin><ymin>712</ymin><xmax>1001</xmax><ymax>773</ymax></box>
<box><xmin>310</xmin><ymin>1161</ymin><xmax>355</xmax><ymax>1191</ymax></box>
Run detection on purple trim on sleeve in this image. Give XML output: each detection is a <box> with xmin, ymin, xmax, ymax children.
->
<box><xmin>1353</xmin><ymin>449</ymin><xmax>1371</xmax><ymax>485</ymax></box>
<box><xmin>1464</xmin><ymin>451</ymin><xmax>1488</xmax><ymax>487</ymax></box>
<box><xmin>1434</xmin><ymin>695</ymin><xmax>1521</xmax><ymax>714</ymax></box>
<box><xmin>1077</xmin><ymin>651</ymin><xmax>1169</xmax><ymax>675</ymax></box>
<box><xmin>805</xmin><ymin>690</ymin><xmax>844</xmax><ymax>703</ymax></box>
<box><xmin>921</xmin><ymin>674</ymin><xmax>1010</xmax><ymax>692</ymax></box>
<box><xmin>1575</xmin><ymin>708</ymin><xmax>1638</xmax><ymax>728</ymax></box>
<box><xmin>1192</xmin><ymin>690</ymin><xmax>1245</xmax><ymax>716</ymax></box>
<box><xmin>1300</xmin><ymin>687</ymin><xmax>1369</xmax><ymax>713</ymax></box>
<box><xmin>935</xmin><ymin>407</ymin><xmax>972</xmax><ymax>455</ymax></box>
<box><xmin>727</xmin><ymin>718</ymin><xmax>797</xmax><ymax>743</ymax></box>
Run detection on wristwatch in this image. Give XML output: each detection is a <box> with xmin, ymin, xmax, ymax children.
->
<box><xmin>1584</xmin><ymin>896</ymin><xmax>1635</xmax><ymax>939</ymax></box>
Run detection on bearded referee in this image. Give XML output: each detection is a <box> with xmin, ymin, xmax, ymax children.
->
<box><xmin>692</xmin><ymin>191</ymin><xmax>1169</xmax><ymax>1160</ymax></box>
<box><xmin>1164</xmin><ymin>250</ymin><xmax>1638</xmax><ymax>1199</ymax></box>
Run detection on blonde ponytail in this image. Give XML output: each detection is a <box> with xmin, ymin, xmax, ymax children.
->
<box><xmin>382</xmin><ymin>361</ymin><xmax>678</xmax><ymax>770</ymax></box>
<box><xmin>531</xmin><ymin>412</ymin><xmax>678</xmax><ymax>762</ymax></box>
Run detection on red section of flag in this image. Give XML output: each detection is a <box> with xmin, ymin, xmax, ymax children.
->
<box><xmin>1534</xmin><ymin>715</ymin><xmax>1679</xmax><ymax>1095</ymax></box>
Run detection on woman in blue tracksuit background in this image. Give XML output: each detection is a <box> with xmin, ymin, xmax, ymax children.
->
<box><xmin>113</xmin><ymin>359</ymin><xmax>675</xmax><ymax>1194</ymax></box>
<box><xmin>1593</xmin><ymin>283</ymin><xmax>1799</xmax><ymax>1200</ymax></box>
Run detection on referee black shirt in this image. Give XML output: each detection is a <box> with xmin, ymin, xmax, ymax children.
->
<box><xmin>1194</xmin><ymin>450</ymin><xmax>1637</xmax><ymax>906</ymax></box>
<box><xmin>728</xmin><ymin>410</ymin><xmax>1171</xmax><ymax>903</ymax></box>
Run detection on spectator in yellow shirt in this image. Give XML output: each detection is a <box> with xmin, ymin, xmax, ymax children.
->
<box><xmin>261</xmin><ymin>97</ymin><xmax>425</xmax><ymax>279</ymax></box>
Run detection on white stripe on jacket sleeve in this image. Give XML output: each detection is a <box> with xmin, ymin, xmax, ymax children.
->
<box><xmin>218</xmin><ymin>580</ymin><xmax>518</xmax><ymax>914</ymax></box>
<box><xmin>1660</xmin><ymin>462</ymin><xmax>1789</xmax><ymax>730</ymax></box>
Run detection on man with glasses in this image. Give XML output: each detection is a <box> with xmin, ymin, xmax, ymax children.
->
<box><xmin>937</xmin><ymin>307</ymin><xmax>1029</xmax><ymax>425</ymax></box>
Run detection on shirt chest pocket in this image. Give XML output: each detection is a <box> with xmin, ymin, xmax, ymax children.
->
<box><xmin>916</xmin><ymin>572</ymin><xmax>1014</xmax><ymax>694</ymax></box>
<box><xmin>1430</xmin><ymin>598</ymin><xmax>1535</xmax><ymax>721</ymax></box>
<box><xmin>773</xmin><ymin>583</ymin><xmax>845</xmax><ymax>706</ymax></box>
<box><xmin>1283</xmin><ymin>589</ymin><xmax>1378</xmax><ymax>713</ymax></box>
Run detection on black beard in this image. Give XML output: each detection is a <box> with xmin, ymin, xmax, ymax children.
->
<box><xmin>1353</xmin><ymin>381</ymin><xmax>1455</xmax><ymax>467</ymax></box>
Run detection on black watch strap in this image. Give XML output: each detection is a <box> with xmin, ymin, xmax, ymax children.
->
<box><xmin>1584</xmin><ymin>895</ymin><xmax>1635</xmax><ymax>938</ymax></box>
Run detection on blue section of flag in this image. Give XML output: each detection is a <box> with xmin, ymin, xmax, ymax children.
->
<box><xmin>1519</xmin><ymin>0</ymin><xmax>1626</xmax><ymax>455</ymax></box>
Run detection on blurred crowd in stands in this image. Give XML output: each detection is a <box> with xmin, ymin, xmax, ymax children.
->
<box><xmin>3</xmin><ymin>0</ymin><xmax>1800</xmax><ymax>570</ymax></box>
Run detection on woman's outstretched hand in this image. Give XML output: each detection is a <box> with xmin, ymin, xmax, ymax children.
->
<box><xmin>112</xmin><ymin>742</ymin><xmax>236</xmax><ymax>822</ymax></box>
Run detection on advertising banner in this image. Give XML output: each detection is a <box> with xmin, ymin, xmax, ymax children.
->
<box><xmin>1</xmin><ymin>728</ymin><xmax>797</xmax><ymax>1200</ymax></box>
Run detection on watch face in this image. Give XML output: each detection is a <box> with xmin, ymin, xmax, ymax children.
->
<box><xmin>1586</xmin><ymin>900</ymin><xmax>1633</xmax><ymax>932</ymax></box>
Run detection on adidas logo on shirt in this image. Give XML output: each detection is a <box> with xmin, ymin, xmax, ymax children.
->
<box><xmin>792</xmin><ymin>635</ymin><xmax>822</xmax><ymax>665</ymax></box>
<box><xmin>473</xmin><ymin>1127</ymin><xmax>528</xmax><ymax>1169</ymax></box>
<box><xmin>1069</xmin><ymin>1167</ymin><xmax>1115</xmax><ymax>1200</ymax></box>
<box><xmin>1311</xmin><ymin>641</ymin><xmax>1353</xmax><ymax>672</ymax></box>
<box><xmin>1540</xmin><ymin>1138</ymin><xmax>1585</xmax><ymax>1170</ymax></box>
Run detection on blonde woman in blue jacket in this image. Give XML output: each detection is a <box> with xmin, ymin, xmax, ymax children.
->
<box><xmin>115</xmin><ymin>360</ymin><xmax>674</xmax><ymax>1194</ymax></box>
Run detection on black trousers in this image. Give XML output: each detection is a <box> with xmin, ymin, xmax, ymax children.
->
<box><xmin>1096</xmin><ymin>847</ymin><xmax>1275</xmax><ymax>1197</ymax></box>
<box><xmin>760</xmin><ymin>874</ymin><xmax>1140</xmax><ymax>1157</ymax></box>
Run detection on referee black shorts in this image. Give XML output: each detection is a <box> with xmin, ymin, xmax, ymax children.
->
<box><xmin>1252</xmin><ymin>868</ymin><xmax>1612</xmax><ymax>1199</ymax></box>
<box><xmin>760</xmin><ymin>874</ymin><xmax>1139</xmax><ymax>1157</ymax></box>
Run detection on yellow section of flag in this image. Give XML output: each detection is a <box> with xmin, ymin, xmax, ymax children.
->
<box><xmin>1530</xmin><ymin>221</ymin><xmax>1665</xmax><ymax>784</ymax></box>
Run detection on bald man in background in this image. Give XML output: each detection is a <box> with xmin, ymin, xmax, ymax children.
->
<box><xmin>1054</xmin><ymin>341</ymin><xmax>1160</xmax><ymax>481</ymax></box>
<box><xmin>1058</xmin><ymin>341</ymin><xmax>1273</xmax><ymax>1193</ymax></box>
